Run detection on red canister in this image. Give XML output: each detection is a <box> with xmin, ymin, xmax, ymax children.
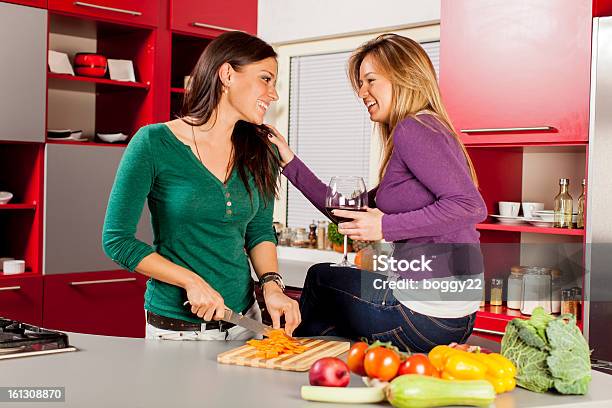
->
<box><xmin>74</xmin><ymin>53</ymin><xmax>108</xmax><ymax>78</ymax></box>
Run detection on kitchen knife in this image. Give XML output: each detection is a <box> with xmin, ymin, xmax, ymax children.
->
<box><xmin>182</xmin><ymin>301</ymin><xmax>279</xmax><ymax>337</ymax></box>
<box><xmin>222</xmin><ymin>308</ymin><xmax>276</xmax><ymax>337</ymax></box>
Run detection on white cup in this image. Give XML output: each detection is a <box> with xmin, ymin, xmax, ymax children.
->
<box><xmin>522</xmin><ymin>202</ymin><xmax>545</xmax><ymax>219</ymax></box>
<box><xmin>0</xmin><ymin>257</ymin><xmax>15</xmax><ymax>272</ymax></box>
<box><xmin>499</xmin><ymin>201</ymin><xmax>520</xmax><ymax>217</ymax></box>
<box><xmin>3</xmin><ymin>260</ymin><xmax>25</xmax><ymax>275</ymax></box>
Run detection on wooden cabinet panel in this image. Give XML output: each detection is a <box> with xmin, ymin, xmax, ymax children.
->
<box><xmin>171</xmin><ymin>0</ymin><xmax>257</xmax><ymax>37</ymax></box>
<box><xmin>44</xmin><ymin>144</ymin><xmax>153</xmax><ymax>274</ymax></box>
<box><xmin>48</xmin><ymin>0</ymin><xmax>159</xmax><ymax>27</ymax></box>
<box><xmin>0</xmin><ymin>2</ymin><xmax>46</xmax><ymax>143</ymax></box>
<box><xmin>440</xmin><ymin>0</ymin><xmax>592</xmax><ymax>144</ymax></box>
<box><xmin>0</xmin><ymin>276</ymin><xmax>43</xmax><ymax>326</ymax></box>
<box><xmin>43</xmin><ymin>271</ymin><xmax>147</xmax><ymax>337</ymax></box>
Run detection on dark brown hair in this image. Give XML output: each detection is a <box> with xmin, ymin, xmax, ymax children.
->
<box><xmin>181</xmin><ymin>31</ymin><xmax>280</xmax><ymax>202</ymax></box>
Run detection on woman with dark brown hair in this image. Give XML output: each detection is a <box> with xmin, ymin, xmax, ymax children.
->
<box><xmin>103</xmin><ymin>31</ymin><xmax>300</xmax><ymax>340</ymax></box>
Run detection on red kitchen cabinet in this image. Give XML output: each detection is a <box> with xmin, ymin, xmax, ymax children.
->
<box><xmin>170</xmin><ymin>0</ymin><xmax>257</xmax><ymax>37</ymax></box>
<box><xmin>43</xmin><ymin>271</ymin><xmax>148</xmax><ymax>338</ymax></box>
<box><xmin>594</xmin><ymin>0</ymin><xmax>612</xmax><ymax>16</ymax></box>
<box><xmin>48</xmin><ymin>0</ymin><xmax>159</xmax><ymax>27</ymax></box>
<box><xmin>4</xmin><ymin>0</ymin><xmax>47</xmax><ymax>7</ymax></box>
<box><xmin>440</xmin><ymin>0</ymin><xmax>592</xmax><ymax>145</ymax></box>
<box><xmin>0</xmin><ymin>276</ymin><xmax>43</xmax><ymax>326</ymax></box>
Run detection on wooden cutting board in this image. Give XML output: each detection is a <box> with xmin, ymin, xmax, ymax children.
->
<box><xmin>217</xmin><ymin>338</ymin><xmax>350</xmax><ymax>372</ymax></box>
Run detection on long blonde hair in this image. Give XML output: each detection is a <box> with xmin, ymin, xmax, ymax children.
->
<box><xmin>348</xmin><ymin>34</ymin><xmax>478</xmax><ymax>187</ymax></box>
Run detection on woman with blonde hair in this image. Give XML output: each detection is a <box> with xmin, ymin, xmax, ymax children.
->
<box><xmin>268</xmin><ymin>34</ymin><xmax>487</xmax><ymax>351</ymax></box>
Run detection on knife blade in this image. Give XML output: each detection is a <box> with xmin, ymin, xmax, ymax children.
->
<box><xmin>182</xmin><ymin>300</ymin><xmax>277</xmax><ymax>337</ymax></box>
<box><xmin>222</xmin><ymin>308</ymin><xmax>275</xmax><ymax>337</ymax></box>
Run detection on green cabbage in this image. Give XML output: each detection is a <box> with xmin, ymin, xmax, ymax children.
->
<box><xmin>500</xmin><ymin>307</ymin><xmax>591</xmax><ymax>395</ymax></box>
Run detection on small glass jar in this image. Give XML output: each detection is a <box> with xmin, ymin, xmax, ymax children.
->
<box><xmin>507</xmin><ymin>266</ymin><xmax>525</xmax><ymax>310</ymax></box>
<box><xmin>490</xmin><ymin>278</ymin><xmax>504</xmax><ymax>306</ymax></box>
<box><xmin>521</xmin><ymin>267</ymin><xmax>552</xmax><ymax>315</ymax></box>
<box><xmin>550</xmin><ymin>269</ymin><xmax>562</xmax><ymax>314</ymax></box>
<box><xmin>317</xmin><ymin>220</ymin><xmax>327</xmax><ymax>250</ymax></box>
<box><xmin>292</xmin><ymin>227</ymin><xmax>309</xmax><ymax>248</ymax></box>
<box><xmin>279</xmin><ymin>227</ymin><xmax>292</xmax><ymax>247</ymax></box>
<box><xmin>561</xmin><ymin>288</ymin><xmax>578</xmax><ymax>317</ymax></box>
<box><xmin>571</xmin><ymin>287</ymin><xmax>582</xmax><ymax>320</ymax></box>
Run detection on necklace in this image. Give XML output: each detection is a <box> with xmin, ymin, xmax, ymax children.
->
<box><xmin>191</xmin><ymin>124</ymin><xmax>233</xmax><ymax>184</ymax></box>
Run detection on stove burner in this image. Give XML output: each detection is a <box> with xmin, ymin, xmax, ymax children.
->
<box><xmin>0</xmin><ymin>318</ymin><xmax>70</xmax><ymax>351</ymax></box>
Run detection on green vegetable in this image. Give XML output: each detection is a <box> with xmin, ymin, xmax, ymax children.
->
<box><xmin>501</xmin><ymin>306</ymin><xmax>591</xmax><ymax>395</ymax></box>
<box><xmin>300</xmin><ymin>386</ymin><xmax>385</xmax><ymax>403</ymax></box>
<box><xmin>385</xmin><ymin>374</ymin><xmax>495</xmax><ymax>408</ymax></box>
<box><xmin>327</xmin><ymin>222</ymin><xmax>353</xmax><ymax>246</ymax></box>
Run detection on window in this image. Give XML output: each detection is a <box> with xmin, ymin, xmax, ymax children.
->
<box><xmin>286</xmin><ymin>51</ymin><xmax>372</xmax><ymax>228</ymax></box>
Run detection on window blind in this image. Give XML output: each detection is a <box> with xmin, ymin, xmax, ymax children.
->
<box><xmin>285</xmin><ymin>41</ymin><xmax>440</xmax><ymax>228</ymax></box>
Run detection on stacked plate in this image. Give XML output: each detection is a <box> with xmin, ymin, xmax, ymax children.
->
<box><xmin>490</xmin><ymin>211</ymin><xmax>578</xmax><ymax>227</ymax></box>
<box><xmin>490</xmin><ymin>215</ymin><xmax>529</xmax><ymax>225</ymax></box>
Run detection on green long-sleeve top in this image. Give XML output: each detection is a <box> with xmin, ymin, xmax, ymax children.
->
<box><xmin>102</xmin><ymin>124</ymin><xmax>277</xmax><ymax>322</ymax></box>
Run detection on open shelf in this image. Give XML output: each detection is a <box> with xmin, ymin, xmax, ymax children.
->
<box><xmin>47</xmin><ymin>13</ymin><xmax>155</xmax><ymax>142</ymax></box>
<box><xmin>0</xmin><ymin>204</ymin><xmax>37</xmax><ymax>211</ymax></box>
<box><xmin>0</xmin><ymin>270</ymin><xmax>34</xmax><ymax>280</ymax></box>
<box><xmin>475</xmin><ymin>303</ymin><xmax>583</xmax><ymax>337</ymax></box>
<box><xmin>46</xmin><ymin>139</ymin><xmax>127</xmax><ymax>148</ymax></box>
<box><xmin>477</xmin><ymin>222</ymin><xmax>585</xmax><ymax>236</ymax></box>
<box><xmin>48</xmin><ymin>72</ymin><xmax>149</xmax><ymax>90</ymax></box>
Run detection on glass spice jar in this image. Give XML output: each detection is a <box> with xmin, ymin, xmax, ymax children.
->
<box><xmin>490</xmin><ymin>278</ymin><xmax>504</xmax><ymax>306</ymax></box>
<box><xmin>507</xmin><ymin>266</ymin><xmax>525</xmax><ymax>310</ymax></box>
<box><xmin>561</xmin><ymin>289</ymin><xmax>578</xmax><ymax>317</ymax></box>
<box><xmin>521</xmin><ymin>267</ymin><xmax>552</xmax><ymax>315</ymax></box>
<box><xmin>317</xmin><ymin>220</ymin><xmax>327</xmax><ymax>250</ymax></box>
<box><xmin>292</xmin><ymin>227</ymin><xmax>309</xmax><ymax>248</ymax></box>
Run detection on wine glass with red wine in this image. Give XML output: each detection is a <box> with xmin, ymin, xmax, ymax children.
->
<box><xmin>325</xmin><ymin>176</ymin><xmax>368</xmax><ymax>268</ymax></box>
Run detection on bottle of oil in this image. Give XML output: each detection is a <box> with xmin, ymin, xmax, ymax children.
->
<box><xmin>577</xmin><ymin>179</ymin><xmax>586</xmax><ymax>229</ymax></box>
<box><xmin>554</xmin><ymin>178</ymin><xmax>573</xmax><ymax>229</ymax></box>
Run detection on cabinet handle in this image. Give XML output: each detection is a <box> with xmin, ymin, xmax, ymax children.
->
<box><xmin>69</xmin><ymin>277</ymin><xmax>137</xmax><ymax>286</ymax></box>
<box><xmin>73</xmin><ymin>2</ymin><xmax>142</xmax><ymax>16</ymax></box>
<box><xmin>472</xmin><ymin>327</ymin><xmax>505</xmax><ymax>336</ymax></box>
<box><xmin>192</xmin><ymin>22</ymin><xmax>242</xmax><ymax>33</ymax></box>
<box><xmin>0</xmin><ymin>286</ymin><xmax>21</xmax><ymax>292</ymax></box>
<box><xmin>460</xmin><ymin>126</ymin><xmax>555</xmax><ymax>134</ymax></box>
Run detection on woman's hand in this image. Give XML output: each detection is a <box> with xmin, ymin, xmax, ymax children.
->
<box><xmin>184</xmin><ymin>275</ymin><xmax>226</xmax><ymax>321</ymax></box>
<box><xmin>263</xmin><ymin>282</ymin><xmax>301</xmax><ymax>336</ymax></box>
<box><xmin>266</xmin><ymin>125</ymin><xmax>295</xmax><ymax>167</ymax></box>
<box><xmin>335</xmin><ymin>207</ymin><xmax>385</xmax><ymax>241</ymax></box>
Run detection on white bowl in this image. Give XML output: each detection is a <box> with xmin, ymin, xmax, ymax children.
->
<box><xmin>0</xmin><ymin>191</ymin><xmax>13</xmax><ymax>205</ymax></box>
<box><xmin>521</xmin><ymin>202</ymin><xmax>545</xmax><ymax>218</ymax></box>
<box><xmin>2</xmin><ymin>260</ymin><xmax>25</xmax><ymax>275</ymax></box>
<box><xmin>0</xmin><ymin>257</ymin><xmax>15</xmax><ymax>272</ymax></box>
<box><xmin>97</xmin><ymin>133</ymin><xmax>128</xmax><ymax>143</ymax></box>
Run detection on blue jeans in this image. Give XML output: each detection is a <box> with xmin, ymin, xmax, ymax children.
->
<box><xmin>294</xmin><ymin>263</ymin><xmax>476</xmax><ymax>352</ymax></box>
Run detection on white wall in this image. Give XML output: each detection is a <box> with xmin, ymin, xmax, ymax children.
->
<box><xmin>258</xmin><ymin>0</ymin><xmax>440</xmax><ymax>44</ymax></box>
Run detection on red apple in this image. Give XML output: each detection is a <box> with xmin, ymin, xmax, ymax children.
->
<box><xmin>308</xmin><ymin>357</ymin><xmax>350</xmax><ymax>387</ymax></box>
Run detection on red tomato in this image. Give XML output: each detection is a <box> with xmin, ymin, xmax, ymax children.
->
<box><xmin>398</xmin><ymin>354</ymin><xmax>438</xmax><ymax>377</ymax></box>
<box><xmin>364</xmin><ymin>347</ymin><xmax>401</xmax><ymax>382</ymax></box>
<box><xmin>347</xmin><ymin>342</ymin><xmax>369</xmax><ymax>376</ymax></box>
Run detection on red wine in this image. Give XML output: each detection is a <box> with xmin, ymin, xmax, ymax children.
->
<box><xmin>325</xmin><ymin>206</ymin><xmax>367</xmax><ymax>224</ymax></box>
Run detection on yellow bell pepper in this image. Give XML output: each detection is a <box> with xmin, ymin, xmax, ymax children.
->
<box><xmin>428</xmin><ymin>346</ymin><xmax>516</xmax><ymax>394</ymax></box>
<box><xmin>470</xmin><ymin>352</ymin><xmax>516</xmax><ymax>394</ymax></box>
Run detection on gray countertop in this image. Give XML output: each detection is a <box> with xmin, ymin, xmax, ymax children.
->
<box><xmin>1</xmin><ymin>333</ymin><xmax>611</xmax><ymax>408</ymax></box>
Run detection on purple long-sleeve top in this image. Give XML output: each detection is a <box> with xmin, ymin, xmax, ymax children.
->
<box><xmin>282</xmin><ymin>114</ymin><xmax>487</xmax><ymax>244</ymax></box>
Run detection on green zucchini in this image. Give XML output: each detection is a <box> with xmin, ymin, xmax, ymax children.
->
<box><xmin>301</xmin><ymin>386</ymin><xmax>386</xmax><ymax>404</ymax></box>
<box><xmin>386</xmin><ymin>375</ymin><xmax>496</xmax><ymax>408</ymax></box>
